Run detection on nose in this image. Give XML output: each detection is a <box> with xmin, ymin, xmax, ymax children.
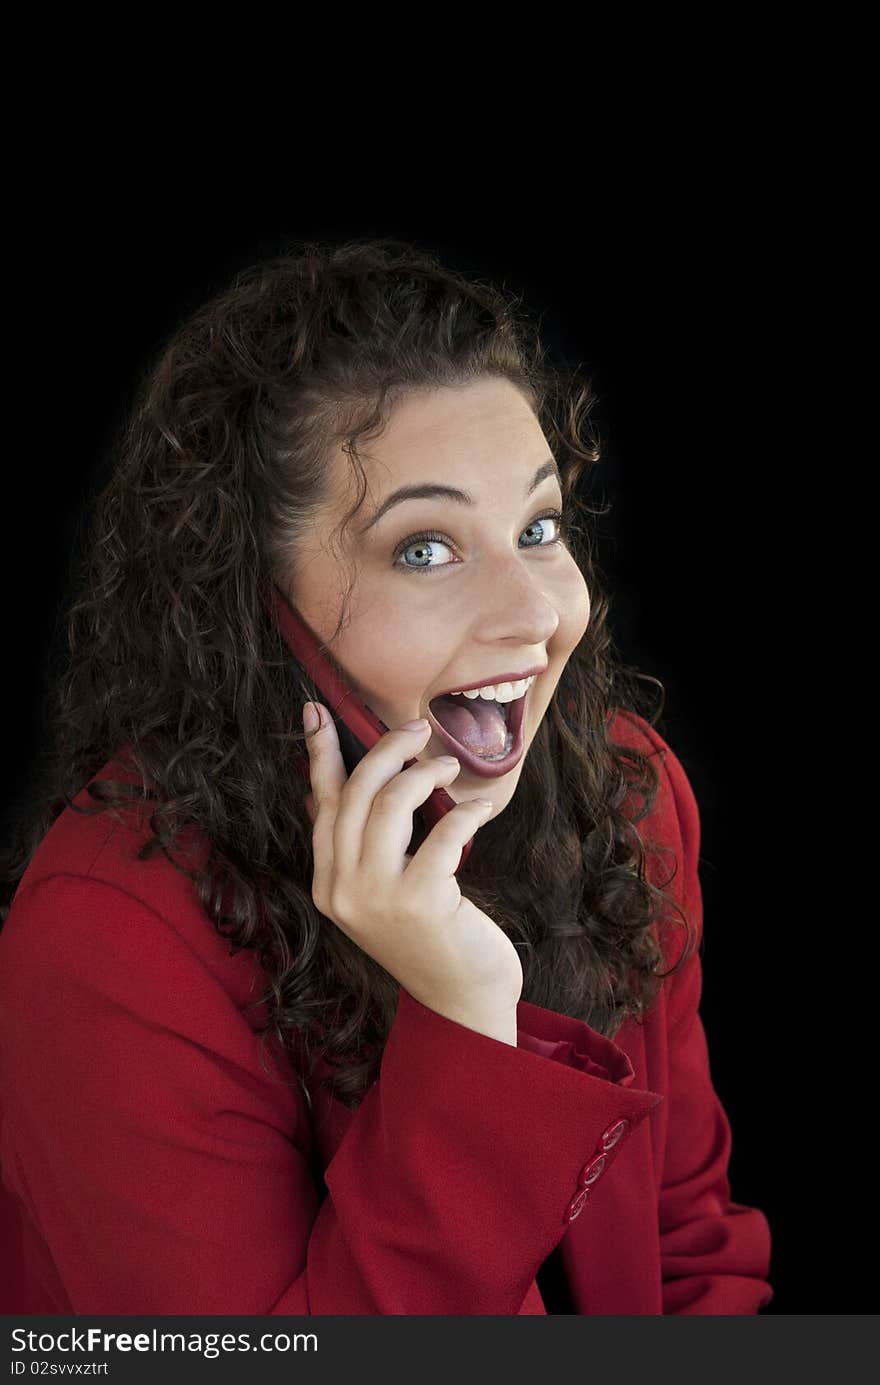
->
<box><xmin>471</xmin><ymin>551</ymin><xmax>560</xmax><ymax>646</ymax></box>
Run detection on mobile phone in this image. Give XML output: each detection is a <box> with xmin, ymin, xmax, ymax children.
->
<box><xmin>261</xmin><ymin>579</ymin><xmax>473</xmax><ymax>872</ymax></box>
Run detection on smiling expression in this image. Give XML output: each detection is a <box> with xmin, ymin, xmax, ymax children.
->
<box><xmin>286</xmin><ymin>377</ymin><xmax>591</xmax><ymax>818</ymax></box>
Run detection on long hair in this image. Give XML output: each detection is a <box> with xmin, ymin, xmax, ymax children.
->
<box><xmin>0</xmin><ymin>237</ymin><xmax>694</xmax><ymax>1109</ymax></box>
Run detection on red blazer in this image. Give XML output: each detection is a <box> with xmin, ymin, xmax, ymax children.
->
<box><xmin>0</xmin><ymin>710</ymin><xmax>773</xmax><ymax>1314</ymax></box>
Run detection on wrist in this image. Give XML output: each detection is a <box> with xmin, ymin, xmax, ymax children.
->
<box><xmin>430</xmin><ymin>1001</ymin><xmax>518</xmax><ymax>1047</ymax></box>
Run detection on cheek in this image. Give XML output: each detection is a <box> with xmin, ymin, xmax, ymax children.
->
<box><xmin>292</xmin><ymin>560</ymin><xmax>440</xmax><ymax>714</ymax></box>
<box><xmin>330</xmin><ymin>596</ymin><xmax>441</xmax><ymax>709</ymax></box>
<box><xmin>556</xmin><ymin>561</ymin><xmax>591</xmax><ymax>647</ymax></box>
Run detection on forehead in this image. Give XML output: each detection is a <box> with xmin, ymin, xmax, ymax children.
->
<box><xmin>333</xmin><ymin>378</ymin><xmax>545</xmax><ymax>503</ymax></box>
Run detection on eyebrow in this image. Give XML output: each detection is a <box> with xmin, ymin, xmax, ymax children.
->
<box><xmin>358</xmin><ymin>456</ymin><xmax>563</xmax><ymax>534</ymax></box>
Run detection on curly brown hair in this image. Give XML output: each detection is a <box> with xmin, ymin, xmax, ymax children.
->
<box><xmin>0</xmin><ymin>237</ymin><xmax>694</xmax><ymax>1109</ymax></box>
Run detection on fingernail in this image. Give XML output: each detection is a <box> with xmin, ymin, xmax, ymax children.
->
<box><xmin>303</xmin><ymin>702</ymin><xmax>320</xmax><ymax>734</ymax></box>
<box><xmin>402</xmin><ymin>718</ymin><xmax>429</xmax><ymax>731</ymax></box>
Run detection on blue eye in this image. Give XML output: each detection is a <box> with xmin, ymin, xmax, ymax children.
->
<box><xmin>392</xmin><ymin>510</ymin><xmax>569</xmax><ymax>576</ymax></box>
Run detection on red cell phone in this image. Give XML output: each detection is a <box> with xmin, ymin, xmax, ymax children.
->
<box><xmin>261</xmin><ymin>579</ymin><xmax>474</xmax><ymax>873</ymax></box>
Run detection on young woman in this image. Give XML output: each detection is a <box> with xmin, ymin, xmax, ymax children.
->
<box><xmin>0</xmin><ymin>239</ymin><xmax>773</xmax><ymax>1315</ymax></box>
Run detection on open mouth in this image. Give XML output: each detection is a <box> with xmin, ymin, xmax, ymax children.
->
<box><xmin>426</xmin><ymin>684</ymin><xmax>531</xmax><ymax>779</ymax></box>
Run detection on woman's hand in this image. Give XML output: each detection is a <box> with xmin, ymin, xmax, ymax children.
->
<box><xmin>303</xmin><ymin>704</ymin><xmax>523</xmax><ymax>1039</ymax></box>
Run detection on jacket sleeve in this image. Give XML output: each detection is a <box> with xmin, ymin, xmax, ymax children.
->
<box><xmin>0</xmin><ymin>873</ymin><xmax>662</xmax><ymax>1315</ymax></box>
<box><xmin>657</xmin><ymin>742</ymin><xmax>774</xmax><ymax>1313</ymax></box>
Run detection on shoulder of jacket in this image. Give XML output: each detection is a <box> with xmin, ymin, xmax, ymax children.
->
<box><xmin>608</xmin><ymin>709</ymin><xmax>699</xmax><ymax>839</ymax></box>
<box><xmin>607</xmin><ymin>707</ymin><xmax>703</xmax><ymax>961</ymax></box>
<box><xmin>8</xmin><ymin>752</ymin><xmax>262</xmax><ymax>1014</ymax></box>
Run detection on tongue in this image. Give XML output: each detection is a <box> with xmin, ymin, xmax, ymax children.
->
<box><xmin>431</xmin><ymin>695</ymin><xmax>508</xmax><ymax>757</ymax></box>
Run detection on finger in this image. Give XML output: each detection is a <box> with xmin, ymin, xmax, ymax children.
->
<box><xmin>331</xmin><ymin>720</ymin><xmax>433</xmax><ymax>881</ymax></box>
<box><xmin>359</xmin><ymin>754</ymin><xmax>465</xmax><ymax>873</ymax></box>
<box><xmin>303</xmin><ymin>702</ymin><xmax>347</xmax><ymax>910</ymax></box>
<box><xmin>404</xmin><ymin>796</ymin><xmax>495</xmax><ymax>885</ymax></box>
<box><xmin>302</xmin><ymin>702</ymin><xmax>347</xmax><ymax>811</ymax></box>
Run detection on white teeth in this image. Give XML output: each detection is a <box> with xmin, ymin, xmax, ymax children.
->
<box><xmin>452</xmin><ymin>674</ymin><xmax>536</xmax><ymax>703</ymax></box>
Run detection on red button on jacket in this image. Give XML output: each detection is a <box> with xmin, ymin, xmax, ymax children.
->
<box><xmin>565</xmin><ymin>1189</ymin><xmax>591</xmax><ymax>1224</ymax></box>
<box><xmin>578</xmin><ymin>1154</ymin><xmax>608</xmax><ymax>1189</ymax></box>
<box><xmin>600</xmin><ymin>1118</ymin><xmax>628</xmax><ymax>1151</ymax></box>
<box><xmin>0</xmin><ymin>711</ymin><xmax>773</xmax><ymax>1315</ymax></box>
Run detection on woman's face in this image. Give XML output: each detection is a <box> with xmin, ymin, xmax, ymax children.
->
<box><xmin>288</xmin><ymin>378</ymin><xmax>591</xmax><ymax>818</ymax></box>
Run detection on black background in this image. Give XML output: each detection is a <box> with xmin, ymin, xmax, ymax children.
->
<box><xmin>1</xmin><ymin>217</ymin><xmax>846</xmax><ymax>1314</ymax></box>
